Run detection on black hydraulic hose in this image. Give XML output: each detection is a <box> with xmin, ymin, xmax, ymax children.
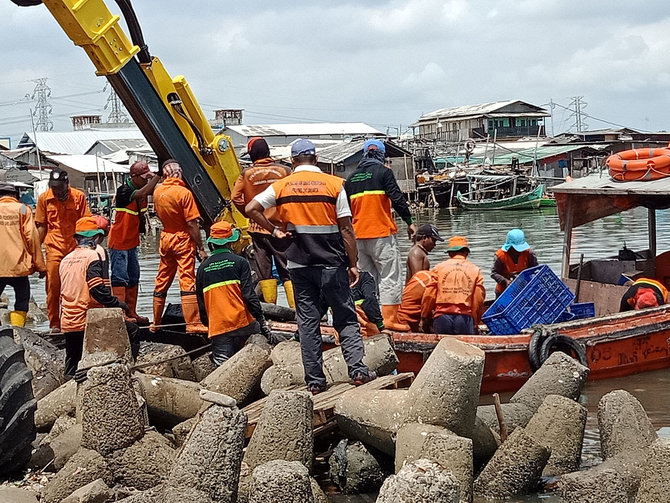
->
<box><xmin>113</xmin><ymin>0</ymin><xmax>152</xmax><ymax>64</ymax></box>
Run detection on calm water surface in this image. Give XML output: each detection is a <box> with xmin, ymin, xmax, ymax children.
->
<box><xmin>20</xmin><ymin>206</ymin><xmax>670</xmax><ymax>502</ymax></box>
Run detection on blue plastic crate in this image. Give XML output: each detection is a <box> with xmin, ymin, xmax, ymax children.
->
<box><xmin>483</xmin><ymin>265</ymin><xmax>575</xmax><ymax>335</ymax></box>
<box><xmin>569</xmin><ymin>302</ymin><xmax>595</xmax><ymax>320</ymax></box>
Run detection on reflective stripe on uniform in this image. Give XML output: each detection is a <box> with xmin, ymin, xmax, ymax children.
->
<box><xmin>349</xmin><ymin>190</ymin><xmax>386</xmax><ymax>199</ymax></box>
<box><xmin>288</xmin><ymin>224</ymin><xmax>339</xmax><ymax>234</ymax></box>
<box><xmin>203</xmin><ymin>279</ymin><xmax>241</xmax><ymax>293</ymax></box>
<box><xmin>115</xmin><ymin>207</ymin><xmax>140</xmax><ymax>216</ymax></box>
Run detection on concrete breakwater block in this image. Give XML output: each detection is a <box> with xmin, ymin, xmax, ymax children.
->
<box><xmin>377</xmin><ymin>458</ymin><xmax>460</xmax><ymax>503</ymax></box>
<box><xmin>560</xmin><ymin>467</ymin><xmax>629</xmax><ymax>503</ymax></box>
<box><xmin>328</xmin><ymin>439</ymin><xmax>389</xmax><ymax>494</ymax></box>
<box><xmin>473</xmin><ymin>427</ymin><xmax>549</xmax><ymax>499</ymax></box>
<box><xmin>335</xmin><ymin>389</ymin><xmax>410</xmax><ymax>456</ymax></box>
<box><xmin>510</xmin><ymin>351</ymin><xmax>589</xmax><ymax>412</ymax></box>
<box><xmin>192</xmin><ymin>353</ymin><xmax>217</xmax><ymax>381</ymax></box>
<box><xmin>80</xmin><ymin>308</ymin><xmax>132</xmax><ymax>368</ymax></box>
<box><xmin>60</xmin><ymin>478</ymin><xmax>112</xmax><ymax>503</ymax></box>
<box><xmin>420</xmin><ymin>432</ymin><xmax>474</xmax><ymax>503</ymax></box>
<box><xmin>136</xmin><ymin>342</ymin><xmax>196</xmax><ymax>381</ymax></box>
<box><xmin>167</xmin><ymin>404</ymin><xmax>247</xmax><ymax>502</ymax></box>
<box><xmin>248</xmin><ymin>460</ymin><xmax>315</xmax><ymax>503</ymax></box>
<box><xmin>394</xmin><ymin>422</ymin><xmax>448</xmax><ymax>473</ymax></box>
<box><xmin>42</xmin><ymin>448</ymin><xmax>114</xmax><ymax>503</ymax></box>
<box><xmin>244</xmin><ymin>390</ymin><xmax>314</xmax><ymax>472</ymax></box>
<box><xmin>524</xmin><ymin>394</ymin><xmax>587</xmax><ymax>476</ymax></box>
<box><xmin>261</xmin><ymin>334</ymin><xmax>398</xmax><ymax>394</ymax></box>
<box><xmin>200</xmin><ymin>340</ymin><xmax>271</xmax><ymax>406</ymax></box>
<box><xmin>636</xmin><ymin>438</ymin><xmax>670</xmax><ymax>502</ymax></box>
<box><xmin>80</xmin><ymin>363</ymin><xmax>144</xmax><ymax>455</ymax></box>
<box><xmin>598</xmin><ymin>389</ymin><xmax>657</xmax><ymax>460</ymax></box>
<box><xmin>13</xmin><ymin>326</ymin><xmax>65</xmax><ymax>399</ymax></box>
<box><xmin>405</xmin><ymin>338</ymin><xmax>484</xmax><ymax>438</ymax></box>
<box><xmin>35</xmin><ymin>378</ymin><xmax>77</xmax><ymax>432</ymax></box>
<box><xmin>470</xmin><ymin>417</ymin><xmax>500</xmax><ymax>471</ymax></box>
<box><xmin>134</xmin><ymin>373</ymin><xmax>204</xmax><ymax>428</ymax></box>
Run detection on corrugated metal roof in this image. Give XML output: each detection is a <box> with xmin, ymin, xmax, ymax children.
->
<box><xmin>45</xmin><ymin>155</ymin><xmax>129</xmax><ymax>174</ymax></box>
<box><xmin>86</xmin><ymin>138</ymin><xmax>149</xmax><ymax>154</ymax></box>
<box><xmin>552</xmin><ymin>172</ymin><xmax>670</xmax><ymax>196</ymax></box>
<box><xmin>224</xmin><ymin>123</ymin><xmax>383</xmax><ymax>137</ymax></box>
<box><xmin>415</xmin><ymin>100</ymin><xmax>549</xmax><ymax>124</ymax></box>
<box><xmin>469</xmin><ymin>144</ymin><xmax>606</xmax><ymax>165</ymax></box>
<box><xmin>19</xmin><ymin>129</ymin><xmax>146</xmax><ymax>155</ymax></box>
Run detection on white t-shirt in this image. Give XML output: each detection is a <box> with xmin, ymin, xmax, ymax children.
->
<box><xmin>253</xmin><ymin>165</ymin><xmax>351</xmax><ymax>218</ymax></box>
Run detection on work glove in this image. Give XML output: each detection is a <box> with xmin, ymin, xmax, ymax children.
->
<box><xmin>260</xmin><ymin>321</ymin><xmax>275</xmax><ymax>343</ymax></box>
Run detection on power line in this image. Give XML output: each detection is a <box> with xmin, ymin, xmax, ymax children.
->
<box><xmin>103</xmin><ymin>82</ymin><xmax>129</xmax><ymax>124</ymax></box>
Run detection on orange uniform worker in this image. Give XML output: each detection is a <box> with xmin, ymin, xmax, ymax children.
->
<box><xmin>231</xmin><ymin>137</ymin><xmax>293</xmax><ymax>307</ymax></box>
<box><xmin>397</xmin><ymin>270</ymin><xmax>436</xmax><ymax>332</ymax></box>
<box><xmin>108</xmin><ymin>161</ymin><xmax>160</xmax><ymax>324</ymax></box>
<box><xmin>492</xmin><ymin>228</ymin><xmax>538</xmax><ymax>297</ymax></box>
<box><xmin>0</xmin><ymin>183</ymin><xmax>46</xmax><ymax>327</ymax></box>
<box><xmin>59</xmin><ymin>217</ymin><xmax>138</xmax><ymax>378</ymax></box>
<box><xmin>620</xmin><ymin>278</ymin><xmax>668</xmax><ymax>311</ymax></box>
<box><xmin>195</xmin><ymin>221</ymin><xmax>273</xmax><ymax>365</ymax></box>
<box><xmin>422</xmin><ymin>236</ymin><xmax>486</xmax><ymax>335</ymax></box>
<box><xmin>35</xmin><ymin>168</ymin><xmax>91</xmax><ymax>331</ymax></box>
<box><xmin>151</xmin><ymin>159</ymin><xmax>207</xmax><ymax>333</ymax></box>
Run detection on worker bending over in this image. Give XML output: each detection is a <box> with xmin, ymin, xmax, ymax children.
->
<box><xmin>59</xmin><ymin>217</ymin><xmax>138</xmax><ymax>379</ymax></box>
<box><xmin>108</xmin><ymin>161</ymin><xmax>159</xmax><ymax>324</ymax></box>
<box><xmin>397</xmin><ymin>270</ymin><xmax>436</xmax><ymax>332</ymax></box>
<box><xmin>345</xmin><ymin>139</ymin><xmax>416</xmax><ymax>331</ymax></box>
<box><xmin>406</xmin><ymin>223</ymin><xmax>443</xmax><ymax>282</ymax></box>
<box><xmin>231</xmin><ymin>137</ymin><xmax>294</xmax><ymax>307</ymax></box>
<box><xmin>35</xmin><ymin>168</ymin><xmax>91</xmax><ymax>332</ymax></box>
<box><xmin>422</xmin><ymin>236</ymin><xmax>485</xmax><ymax>335</ymax></box>
<box><xmin>196</xmin><ymin>221</ymin><xmax>273</xmax><ymax>365</ymax></box>
<box><xmin>151</xmin><ymin>160</ymin><xmax>207</xmax><ymax>333</ymax></box>
<box><xmin>0</xmin><ymin>183</ymin><xmax>45</xmax><ymax>326</ymax></box>
<box><xmin>246</xmin><ymin>138</ymin><xmax>376</xmax><ymax>395</ymax></box>
<box><xmin>492</xmin><ymin>228</ymin><xmax>538</xmax><ymax>297</ymax></box>
<box><xmin>620</xmin><ymin>277</ymin><xmax>669</xmax><ymax>311</ymax></box>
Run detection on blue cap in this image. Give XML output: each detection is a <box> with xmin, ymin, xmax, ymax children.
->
<box><xmin>502</xmin><ymin>228</ymin><xmax>530</xmax><ymax>252</ymax></box>
<box><xmin>363</xmin><ymin>139</ymin><xmax>386</xmax><ymax>153</ymax></box>
<box><xmin>291</xmin><ymin>138</ymin><xmax>316</xmax><ymax>157</ymax></box>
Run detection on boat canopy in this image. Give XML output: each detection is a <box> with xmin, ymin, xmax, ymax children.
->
<box><xmin>552</xmin><ymin>173</ymin><xmax>670</xmax><ymax>231</ymax></box>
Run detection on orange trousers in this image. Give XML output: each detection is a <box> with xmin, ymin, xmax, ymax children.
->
<box><xmin>154</xmin><ymin>231</ymin><xmax>196</xmax><ymax>295</ymax></box>
<box><xmin>45</xmin><ymin>247</ymin><xmax>69</xmax><ymax>330</ymax></box>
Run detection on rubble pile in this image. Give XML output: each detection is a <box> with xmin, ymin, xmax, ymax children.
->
<box><xmin>4</xmin><ymin>308</ymin><xmax>669</xmax><ymax>502</ymax></box>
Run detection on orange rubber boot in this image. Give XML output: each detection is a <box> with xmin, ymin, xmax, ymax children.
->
<box><xmin>150</xmin><ymin>295</ymin><xmax>166</xmax><ymax>333</ymax></box>
<box><xmin>181</xmin><ymin>293</ymin><xmax>207</xmax><ymax>333</ymax></box>
<box><xmin>126</xmin><ymin>285</ymin><xmax>149</xmax><ymax>325</ymax></box>
<box><xmin>112</xmin><ymin>286</ymin><xmax>136</xmax><ymax>323</ymax></box>
<box><xmin>381</xmin><ymin>304</ymin><xmax>410</xmax><ymax>332</ymax></box>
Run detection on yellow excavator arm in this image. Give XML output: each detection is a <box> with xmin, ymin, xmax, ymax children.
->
<box><xmin>12</xmin><ymin>0</ymin><xmax>248</xmax><ymax>235</ymax></box>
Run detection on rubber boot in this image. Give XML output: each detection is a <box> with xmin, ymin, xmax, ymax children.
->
<box><xmin>112</xmin><ymin>286</ymin><xmax>135</xmax><ymax>323</ymax></box>
<box><xmin>10</xmin><ymin>311</ymin><xmax>27</xmax><ymax>327</ymax></box>
<box><xmin>283</xmin><ymin>280</ymin><xmax>296</xmax><ymax>309</ymax></box>
<box><xmin>381</xmin><ymin>304</ymin><xmax>410</xmax><ymax>332</ymax></box>
<box><xmin>150</xmin><ymin>295</ymin><xmax>166</xmax><ymax>333</ymax></box>
<box><xmin>259</xmin><ymin>279</ymin><xmax>278</xmax><ymax>304</ymax></box>
<box><xmin>181</xmin><ymin>293</ymin><xmax>207</xmax><ymax>333</ymax></box>
<box><xmin>125</xmin><ymin>285</ymin><xmax>149</xmax><ymax>325</ymax></box>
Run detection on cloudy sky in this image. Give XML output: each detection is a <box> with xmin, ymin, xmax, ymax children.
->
<box><xmin>1</xmin><ymin>0</ymin><xmax>669</xmax><ymax>143</ymax></box>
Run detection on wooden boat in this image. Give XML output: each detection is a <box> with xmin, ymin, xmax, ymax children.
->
<box><xmin>456</xmin><ymin>184</ymin><xmax>544</xmax><ymax>210</ymax></box>
<box><xmin>271</xmin><ymin>304</ymin><xmax>670</xmax><ymax>395</ymax></box>
<box><xmin>539</xmin><ymin>194</ymin><xmax>557</xmax><ymax>207</ymax></box>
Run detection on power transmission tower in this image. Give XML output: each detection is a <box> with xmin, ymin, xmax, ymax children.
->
<box><xmin>568</xmin><ymin>96</ymin><xmax>588</xmax><ymax>132</ymax></box>
<box><xmin>103</xmin><ymin>82</ymin><xmax>129</xmax><ymax>124</ymax></box>
<box><xmin>30</xmin><ymin>78</ymin><xmax>53</xmax><ymax>132</ymax></box>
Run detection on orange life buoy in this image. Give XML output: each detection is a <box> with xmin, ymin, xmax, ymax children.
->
<box><xmin>607</xmin><ymin>148</ymin><xmax>670</xmax><ymax>181</ymax></box>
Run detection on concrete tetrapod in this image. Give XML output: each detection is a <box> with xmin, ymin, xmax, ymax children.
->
<box><xmin>510</xmin><ymin>351</ymin><xmax>589</xmax><ymax>412</ymax></box>
<box><xmin>34</xmin><ymin>379</ymin><xmax>77</xmax><ymax>432</ymax></box>
<box><xmin>394</xmin><ymin>422</ymin><xmax>449</xmax><ymax>473</ymax></box>
<box><xmin>420</xmin><ymin>432</ymin><xmax>474</xmax><ymax>503</ymax></box>
<box><xmin>80</xmin><ymin>363</ymin><xmax>144</xmax><ymax>456</ymax></box>
<box><xmin>328</xmin><ymin>439</ymin><xmax>389</xmax><ymax>494</ymax></box>
<box><xmin>167</xmin><ymin>404</ymin><xmax>247</xmax><ymax>503</ymax></box>
<box><xmin>598</xmin><ymin>389</ymin><xmax>657</xmax><ymax>460</ymax></box>
<box><xmin>200</xmin><ymin>339</ymin><xmax>271</xmax><ymax>406</ymax></box>
<box><xmin>473</xmin><ymin>427</ymin><xmax>549</xmax><ymax>499</ymax></box>
<box><xmin>80</xmin><ymin>308</ymin><xmax>133</xmax><ymax>368</ymax></box>
<box><xmin>134</xmin><ymin>373</ymin><xmax>205</xmax><ymax>429</ymax></box>
<box><xmin>636</xmin><ymin>438</ymin><xmax>670</xmax><ymax>502</ymax></box>
<box><xmin>136</xmin><ymin>342</ymin><xmax>196</xmax><ymax>381</ymax></box>
<box><xmin>248</xmin><ymin>460</ymin><xmax>315</xmax><ymax>503</ymax></box>
<box><xmin>335</xmin><ymin>389</ymin><xmax>410</xmax><ymax>456</ymax></box>
<box><xmin>405</xmin><ymin>337</ymin><xmax>484</xmax><ymax>438</ymax></box>
<box><xmin>42</xmin><ymin>448</ymin><xmax>114</xmax><ymax>503</ymax></box>
<box><xmin>377</xmin><ymin>458</ymin><xmax>460</xmax><ymax>503</ymax></box>
<box><xmin>244</xmin><ymin>389</ymin><xmax>314</xmax><ymax>472</ymax></box>
<box><xmin>524</xmin><ymin>394</ymin><xmax>587</xmax><ymax>476</ymax></box>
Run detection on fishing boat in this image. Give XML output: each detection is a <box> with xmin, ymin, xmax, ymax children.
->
<box><xmin>456</xmin><ymin>184</ymin><xmax>544</xmax><ymax>210</ymax></box>
<box><xmin>271</xmin><ymin>174</ymin><xmax>670</xmax><ymax>394</ymax></box>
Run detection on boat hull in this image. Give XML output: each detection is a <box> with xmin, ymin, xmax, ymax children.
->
<box><xmin>270</xmin><ymin>305</ymin><xmax>670</xmax><ymax>395</ymax></box>
<box><xmin>457</xmin><ymin>184</ymin><xmax>544</xmax><ymax>211</ymax></box>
